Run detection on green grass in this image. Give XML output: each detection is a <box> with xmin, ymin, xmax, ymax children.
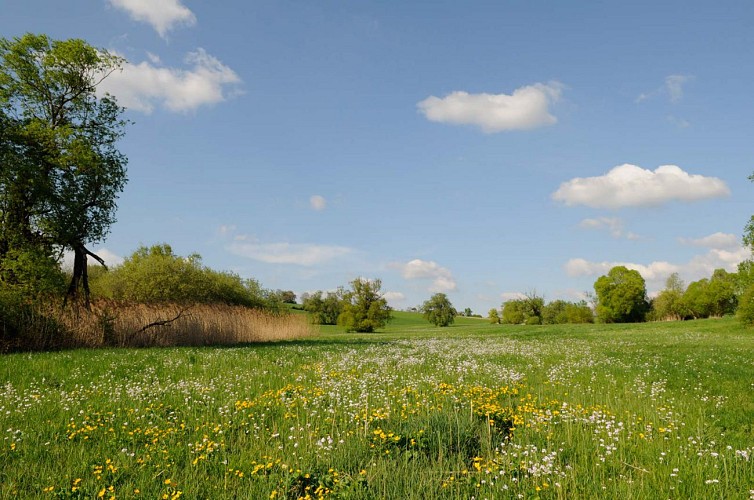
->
<box><xmin>1</xmin><ymin>315</ymin><xmax>753</xmax><ymax>498</ymax></box>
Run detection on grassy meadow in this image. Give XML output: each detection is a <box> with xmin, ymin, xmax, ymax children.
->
<box><xmin>1</xmin><ymin>313</ymin><xmax>753</xmax><ymax>498</ymax></box>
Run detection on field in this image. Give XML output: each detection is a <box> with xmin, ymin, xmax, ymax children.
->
<box><xmin>1</xmin><ymin>313</ymin><xmax>753</xmax><ymax>499</ymax></box>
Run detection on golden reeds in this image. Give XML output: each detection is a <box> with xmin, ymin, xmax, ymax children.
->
<box><xmin>3</xmin><ymin>300</ymin><xmax>317</xmax><ymax>351</ymax></box>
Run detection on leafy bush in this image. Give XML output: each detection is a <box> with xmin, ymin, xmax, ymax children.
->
<box><xmin>90</xmin><ymin>244</ymin><xmax>279</xmax><ymax>310</ymax></box>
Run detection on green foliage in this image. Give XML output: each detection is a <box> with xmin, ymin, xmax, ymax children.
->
<box><xmin>594</xmin><ymin>266</ymin><xmax>648</xmax><ymax>323</ymax></box>
<box><xmin>302</xmin><ymin>290</ymin><xmax>344</xmax><ymax>325</ymax></box>
<box><xmin>564</xmin><ymin>301</ymin><xmax>595</xmax><ymax>323</ymax></box>
<box><xmin>683</xmin><ymin>279</ymin><xmax>713</xmax><ymax>319</ymax></box>
<box><xmin>542</xmin><ymin>299</ymin><xmax>593</xmax><ymax>324</ymax></box>
<box><xmin>736</xmin><ymin>284</ymin><xmax>754</xmax><ymax>326</ymax></box>
<box><xmin>650</xmin><ymin>290</ymin><xmax>687</xmax><ymax>321</ymax></box>
<box><xmin>337</xmin><ymin>278</ymin><xmax>392</xmax><ymax>333</ymax></box>
<box><xmin>708</xmin><ymin>269</ymin><xmax>737</xmax><ymax>316</ymax></box>
<box><xmin>278</xmin><ymin>290</ymin><xmax>297</xmax><ymax>304</ymax></box>
<box><xmin>736</xmin><ymin>260</ymin><xmax>754</xmax><ymax>296</ymax></box>
<box><xmin>542</xmin><ymin>300</ymin><xmax>568</xmax><ymax>325</ymax></box>
<box><xmin>487</xmin><ymin>308</ymin><xmax>500</xmax><ymax>324</ymax></box>
<box><xmin>649</xmin><ymin>273</ymin><xmax>689</xmax><ymax>321</ymax></box>
<box><xmin>502</xmin><ymin>293</ymin><xmax>544</xmax><ymax>325</ymax></box>
<box><xmin>421</xmin><ymin>293</ymin><xmax>457</xmax><ymax>327</ymax></box>
<box><xmin>0</xmin><ymin>33</ymin><xmax>128</xmax><ymax>303</ymax></box>
<box><xmin>90</xmin><ymin>244</ymin><xmax>276</xmax><ymax>309</ymax></box>
<box><xmin>501</xmin><ymin>300</ymin><xmax>525</xmax><ymax>324</ymax></box>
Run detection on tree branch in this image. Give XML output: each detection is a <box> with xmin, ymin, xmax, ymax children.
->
<box><xmin>133</xmin><ymin>307</ymin><xmax>192</xmax><ymax>335</ymax></box>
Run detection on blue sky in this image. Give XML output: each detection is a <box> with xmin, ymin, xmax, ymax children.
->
<box><xmin>3</xmin><ymin>0</ymin><xmax>753</xmax><ymax>313</ymax></box>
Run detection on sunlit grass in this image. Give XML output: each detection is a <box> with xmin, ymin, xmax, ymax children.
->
<box><xmin>1</xmin><ymin>316</ymin><xmax>752</xmax><ymax>498</ymax></box>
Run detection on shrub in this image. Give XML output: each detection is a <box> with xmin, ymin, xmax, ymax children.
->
<box><xmin>90</xmin><ymin>244</ymin><xmax>278</xmax><ymax>310</ymax></box>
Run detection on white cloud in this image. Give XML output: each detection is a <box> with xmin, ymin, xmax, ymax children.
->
<box><xmin>552</xmin><ymin>164</ymin><xmax>730</xmax><ymax>209</ymax></box>
<box><xmin>500</xmin><ymin>291</ymin><xmax>526</xmax><ymax>302</ymax></box>
<box><xmin>579</xmin><ymin>217</ymin><xmax>640</xmax><ymax>239</ymax></box>
<box><xmin>565</xmin><ymin>244</ymin><xmax>750</xmax><ymax>287</ymax></box>
<box><xmin>393</xmin><ymin>259</ymin><xmax>457</xmax><ymax>292</ymax></box>
<box><xmin>310</xmin><ymin>195</ymin><xmax>327</xmax><ymax>211</ymax></box>
<box><xmin>227</xmin><ymin>242</ymin><xmax>353</xmax><ymax>266</ymax></box>
<box><xmin>678</xmin><ymin>232</ymin><xmax>739</xmax><ymax>250</ymax></box>
<box><xmin>635</xmin><ymin>74</ymin><xmax>692</xmax><ymax>104</ymax></box>
<box><xmin>99</xmin><ymin>49</ymin><xmax>242</xmax><ymax>113</ymax></box>
<box><xmin>383</xmin><ymin>291</ymin><xmax>406</xmax><ymax>305</ymax></box>
<box><xmin>416</xmin><ymin>81</ymin><xmax>563</xmax><ymax>133</ymax></box>
<box><xmin>665</xmin><ymin>74</ymin><xmax>692</xmax><ymax>103</ymax></box>
<box><xmin>564</xmin><ymin>258</ymin><xmax>680</xmax><ymax>282</ymax></box>
<box><xmin>108</xmin><ymin>0</ymin><xmax>196</xmax><ymax>37</ymax></box>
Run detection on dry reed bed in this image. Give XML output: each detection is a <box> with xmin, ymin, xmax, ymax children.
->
<box><xmin>4</xmin><ymin>301</ymin><xmax>316</xmax><ymax>351</ymax></box>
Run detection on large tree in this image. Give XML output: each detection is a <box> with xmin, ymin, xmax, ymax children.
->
<box><xmin>0</xmin><ymin>34</ymin><xmax>127</xmax><ymax>305</ymax></box>
<box><xmin>594</xmin><ymin>266</ymin><xmax>648</xmax><ymax>323</ymax></box>
<box><xmin>421</xmin><ymin>292</ymin><xmax>457</xmax><ymax>327</ymax></box>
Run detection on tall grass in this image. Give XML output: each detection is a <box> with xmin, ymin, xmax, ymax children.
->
<box><xmin>1</xmin><ymin>300</ymin><xmax>316</xmax><ymax>351</ymax></box>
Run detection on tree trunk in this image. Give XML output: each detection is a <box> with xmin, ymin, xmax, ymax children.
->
<box><xmin>65</xmin><ymin>244</ymin><xmax>107</xmax><ymax>309</ymax></box>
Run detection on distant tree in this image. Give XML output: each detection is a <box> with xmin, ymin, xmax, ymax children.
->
<box><xmin>337</xmin><ymin>278</ymin><xmax>392</xmax><ymax>333</ymax></box>
<box><xmin>278</xmin><ymin>290</ymin><xmax>297</xmax><ymax>304</ymax></box>
<box><xmin>463</xmin><ymin>307</ymin><xmax>473</xmax><ymax>317</ymax></box>
<box><xmin>737</xmin><ymin>284</ymin><xmax>754</xmax><ymax>326</ymax></box>
<box><xmin>708</xmin><ymin>268</ymin><xmax>737</xmax><ymax>316</ymax></box>
<box><xmin>488</xmin><ymin>308</ymin><xmax>501</xmax><ymax>324</ymax></box>
<box><xmin>682</xmin><ymin>279</ymin><xmax>713</xmax><ymax>319</ymax></box>
<box><xmin>501</xmin><ymin>300</ymin><xmax>525</xmax><ymax>324</ymax></box>
<box><xmin>594</xmin><ymin>266</ymin><xmax>648</xmax><ymax>323</ymax></box>
<box><xmin>650</xmin><ymin>273</ymin><xmax>689</xmax><ymax>321</ymax></box>
<box><xmin>543</xmin><ymin>299</ymin><xmax>594</xmax><ymax>324</ymax></box>
<box><xmin>421</xmin><ymin>293</ymin><xmax>457</xmax><ymax>327</ymax></box>
<box><xmin>736</xmin><ymin>260</ymin><xmax>754</xmax><ymax>296</ymax></box>
<box><xmin>521</xmin><ymin>291</ymin><xmax>545</xmax><ymax>325</ymax></box>
<box><xmin>564</xmin><ymin>301</ymin><xmax>594</xmax><ymax>324</ymax></box>
<box><xmin>302</xmin><ymin>290</ymin><xmax>344</xmax><ymax>325</ymax></box>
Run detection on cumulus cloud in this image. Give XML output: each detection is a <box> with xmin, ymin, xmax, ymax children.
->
<box><xmin>579</xmin><ymin>217</ymin><xmax>641</xmax><ymax>240</ymax></box>
<box><xmin>310</xmin><ymin>195</ymin><xmax>326</xmax><ymax>211</ymax></box>
<box><xmin>416</xmin><ymin>81</ymin><xmax>563</xmax><ymax>133</ymax></box>
<box><xmin>383</xmin><ymin>291</ymin><xmax>406</xmax><ymax>305</ymax></box>
<box><xmin>564</xmin><ymin>258</ymin><xmax>680</xmax><ymax>282</ymax></box>
<box><xmin>565</xmin><ymin>245</ymin><xmax>750</xmax><ymax>288</ymax></box>
<box><xmin>552</xmin><ymin>164</ymin><xmax>730</xmax><ymax>209</ymax></box>
<box><xmin>227</xmin><ymin>242</ymin><xmax>353</xmax><ymax>266</ymax></box>
<box><xmin>393</xmin><ymin>259</ymin><xmax>457</xmax><ymax>292</ymax></box>
<box><xmin>99</xmin><ymin>49</ymin><xmax>242</xmax><ymax>113</ymax></box>
<box><xmin>108</xmin><ymin>0</ymin><xmax>196</xmax><ymax>37</ymax></box>
<box><xmin>678</xmin><ymin>232</ymin><xmax>739</xmax><ymax>250</ymax></box>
